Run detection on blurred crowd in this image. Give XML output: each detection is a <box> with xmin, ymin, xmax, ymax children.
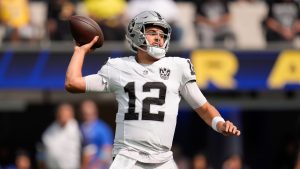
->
<box><xmin>0</xmin><ymin>99</ymin><xmax>113</xmax><ymax>169</ymax></box>
<box><xmin>1</xmin><ymin>0</ymin><xmax>300</xmax><ymax>49</ymax></box>
<box><xmin>0</xmin><ymin>99</ymin><xmax>299</xmax><ymax>169</ymax></box>
<box><xmin>0</xmin><ymin>98</ymin><xmax>256</xmax><ymax>169</ymax></box>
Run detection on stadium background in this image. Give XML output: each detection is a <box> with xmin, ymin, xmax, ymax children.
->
<box><xmin>0</xmin><ymin>0</ymin><xmax>300</xmax><ymax>169</ymax></box>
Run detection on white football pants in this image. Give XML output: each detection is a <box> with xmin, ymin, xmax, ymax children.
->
<box><xmin>109</xmin><ymin>154</ymin><xmax>178</xmax><ymax>169</ymax></box>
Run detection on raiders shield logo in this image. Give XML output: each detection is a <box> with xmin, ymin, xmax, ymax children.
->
<box><xmin>159</xmin><ymin>67</ymin><xmax>171</xmax><ymax>80</ymax></box>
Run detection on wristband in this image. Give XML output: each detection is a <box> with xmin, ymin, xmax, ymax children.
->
<box><xmin>212</xmin><ymin>116</ymin><xmax>225</xmax><ymax>132</ymax></box>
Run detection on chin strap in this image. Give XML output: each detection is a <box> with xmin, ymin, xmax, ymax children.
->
<box><xmin>134</xmin><ymin>44</ymin><xmax>166</xmax><ymax>60</ymax></box>
<box><xmin>146</xmin><ymin>46</ymin><xmax>166</xmax><ymax>59</ymax></box>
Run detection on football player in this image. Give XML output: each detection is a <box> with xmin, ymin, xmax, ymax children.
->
<box><xmin>65</xmin><ymin>11</ymin><xmax>240</xmax><ymax>169</ymax></box>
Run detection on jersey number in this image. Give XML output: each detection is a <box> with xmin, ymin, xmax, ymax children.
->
<box><xmin>124</xmin><ymin>82</ymin><xmax>166</xmax><ymax>121</ymax></box>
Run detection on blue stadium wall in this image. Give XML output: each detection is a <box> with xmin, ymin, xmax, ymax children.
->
<box><xmin>0</xmin><ymin>49</ymin><xmax>299</xmax><ymax>91</ymax></box>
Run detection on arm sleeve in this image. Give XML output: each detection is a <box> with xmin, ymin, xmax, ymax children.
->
<box><xmin>84</xmin><ymin>62</ymin><xmax>111</xmax><ymax>92</ymax></box>
<box><xmin>180</xmin><ymin>81</ymin><xmax>207</xmax><ymax>109</ymax></box>
<box><xmin>84</xmin><ymin>74</ymin><xmax>108</xmax><ymax>92</ymax></box>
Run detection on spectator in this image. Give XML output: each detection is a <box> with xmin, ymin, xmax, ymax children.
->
<box><xmin>83</xmin><ymin>0</ymin><xmax>127</xmax><ymax>41</ymax></box>
<box><xmin>194</xmin><ymin>0</ymin><xmax>235</xmax><ymax>48</ymax></box>
<box><xmin>230</xmin><ymin>0</ymin><xmax>267</xmax><ymax>49</ymax></box>
<box><xmin>0</xmin><ymin>0</ymin><xmax>31</xmax><ymax>42</ymax></box>
<box><xmin>126</xmin><ymin>0</ymin><xmax>182</xmax><ymax>41</ymax></box>
<box><xmin>47</xmin><ymin>0</ymin><xmax>76</xmax><ymax>41</ymax></box>
<box><xmin>265</xmin><ymin>0</ymin><xmax>300</xmax><ymax>42</ymax></box>
<box><xmin>193</xmin><ymin>152</ymin><xmax>210</xmax><ymax>169</ymax></box>
<box><xmin>41</xmin><ymin>103</ymin><xmax>81</xmax><ymax>169</ymax></box>
<box><xmin>80</xmin><ymin>99</ymin><xmax>113</xmax><ymax>169</ymax></box>
<box><xmin>172</xmin><ymin>145</ymin><xmax>191</xmax><ymax>169</ymax></box>
<box><xmin>6</xmin><ymin>150</ymin><xmax>32</xmax><ymax>169</ymax></box>
<box><xmin>222</xmin><ymin>154</ymin><xmax>250</xmax><ymax>169</ymax></box>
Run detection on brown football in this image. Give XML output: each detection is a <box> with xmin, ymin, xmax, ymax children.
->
<box><xmin>69</xmin><ymin>15</ymin><xmax>104</xmax><ymax>49</ymax></box>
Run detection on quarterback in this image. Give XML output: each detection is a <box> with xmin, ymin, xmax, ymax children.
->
<box><xmin>65</xmin><ymin>11</ymin><xmax>240</xmax><ymax>169</ymax></box>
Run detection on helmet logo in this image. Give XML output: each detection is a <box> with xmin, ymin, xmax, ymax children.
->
<box><xmin>154</xmin><ymin>11</ymin><xmax>162</xmax><ymax>20</ymax></box>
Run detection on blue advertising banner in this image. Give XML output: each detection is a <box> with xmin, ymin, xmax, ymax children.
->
<box><xmin>0</xmin><ymin>49</ymin><xmax>299</xmax><ymax>90</ymax></box>
<box><xmin>191</xmin><ymin>50</ymin><xmax>300</xmax><ymax>90</ymax></box>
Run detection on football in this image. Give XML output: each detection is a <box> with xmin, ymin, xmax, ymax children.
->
<box><xmin>69</xmin><ymin>15</ymin><xmax>104</xmax><ymax>49</ymax></box>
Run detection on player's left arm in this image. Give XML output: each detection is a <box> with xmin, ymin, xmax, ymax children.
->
<box><xmin>180</xmin><ymin>82</ymin><xmax>240</xmax><ymax>136</ymax></box>
<box><xmin>195</xmin><ymin>102</ymin><xmax>241</xmax><ymax>136</ymax></box>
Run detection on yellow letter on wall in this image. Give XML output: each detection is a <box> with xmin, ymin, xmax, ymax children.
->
<box><xmin>191</xmin><ymin>50</ymin><xmax>238</xmax><ymax>89</ymax></box>
<box><xmin>268</xmin><ymin>50</ymin><xmax>300</xmax><ymax>89</ymax></box>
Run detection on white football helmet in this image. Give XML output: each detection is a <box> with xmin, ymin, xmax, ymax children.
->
<box><xmin>126</xmin><ymin>11</ymin><xmax>172</xmax><ymax>59</ymax></box>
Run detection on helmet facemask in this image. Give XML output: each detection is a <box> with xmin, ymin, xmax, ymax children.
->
<box><xmin>126</xmin><ymin>11</ymin><xmax>172</xmax><ymax>59</ymax></box>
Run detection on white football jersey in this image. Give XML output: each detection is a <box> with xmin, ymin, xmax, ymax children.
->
<box><xmin>94</xmin><ymin>56</ymin><xmax>199</xmax><ymax>163</ymax></box>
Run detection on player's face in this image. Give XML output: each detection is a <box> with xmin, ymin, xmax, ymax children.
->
<box><xmin>145</xmin><ymin>27</ymin><xmax>165</xmax><ymax>48</ymax></box>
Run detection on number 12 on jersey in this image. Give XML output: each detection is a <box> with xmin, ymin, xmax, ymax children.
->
<box><xmin>124</xmin><ymin>82</ymin><xmax>166</xmax><ymax>121</ymax></box>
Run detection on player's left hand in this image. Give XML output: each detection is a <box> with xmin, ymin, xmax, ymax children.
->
<box><xmin>217</xmin><ymin>120</ymin><xmax>241</xmax><ymax>136</ymax></box>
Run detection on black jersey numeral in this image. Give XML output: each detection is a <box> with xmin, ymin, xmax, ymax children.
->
<box><xmin>187</xmin><ymin>59</ymin><xmax>195</xmax><ymax>75</ymax></box>
<box><xmin>124</xmin><ymin>82</ymin><xmax>166</xmax><ymax>121</ymax></box>
<box><xmin>124</xmin><ymin>82</ymin><xmax>139</xmax><ymax>120</ymax></box>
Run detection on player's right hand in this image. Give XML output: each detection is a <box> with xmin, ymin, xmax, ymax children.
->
<box><xmin>74</xmin><ymin>36</ymin><xmax>99</xmax><ymax>54</ymax></box>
